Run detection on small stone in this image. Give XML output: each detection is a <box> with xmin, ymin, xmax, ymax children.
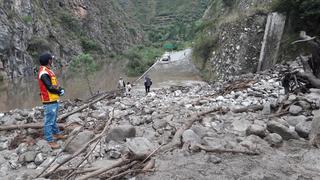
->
<box><xmin>289</xmin><ymin>105</ymin><xmax>303</xmax><ymax>116</ymax></box>
<box><xmin>66</xmin><ymin>113</ymin><xmax>83</xmax><ymax>125</ymax></box>
<box><xmin>105</xmin><ymin>125</ymin><xmax>136</xmax><ymax>142</ymax></box>
<box><xmin>295</xmin><ymin>120</ymin><xmax>312</xmax><ymax>138</ymax></box>
<box><xmin>34</xmin><ymin>153</ymin><xmax>45</xmax><ymax>165</ymax></box>
<box><xmin>23</xmin><ymin>151</ymin><xmax>37</xmax><ymax>163</ymax></box>
<box><xmin>262</xmin><ymin>102</ymin><xmax>271</xmax><ymax>115</ymax></box>
<box><xmin>240</xmin><ymin>135</ymin><xmax>269</xmax><ymax>151</ymax></box>
<box><xmin>241</xmin><ymin>101</ymin><xmax>251</xmax><ymax>106</ymax></box>
<box><xmin>125</xmin><ymin>137</ymin><xmax>154</xmax><ymax>155</ymax></box>
<box><xmin>182</xmin><ymin>129</ymin><xmax>202</xmax><ymax>146</ymax></box>
<box><xmin>286</xmin><ymin>115</ymin><xmax>308</xmax><ymax>126</ymax></box>
<box><xmin>265</xmin><ymin>133</ymin><xmax>283</xmax><ymax>147</ymax></box>
<box><xmin>246</xmin><ymin>124</ymin><xmax>267</xmax><ymax>138</ymax></box>
<box><xmin>207</xmin><ymin>155</ymin><xmax>222</xmax><ymax>164</ymax></box>
<box><xmin>216</xmin><ymin>96</ymin><xmax>224</xmax><ymax>101</ymax></box>
<box><xmin>65</xmin><ymin>131</ymin><xmax>94</xmax><ymax>153</ymax></box>
<box><xmin>232</xmin><ymin>119</ymin><xmax>251</xmax><ymax>132</ymax></box>
<box><xmin>36</xmin><ymin>140</ymin><xmax>52</xmax><ymax>153</ymax></box>
<box><xmin>152</xmin><ymin>119</ymin><xmax>167</xmax><ymax>129</ymax></box>
<box><xmin>26</xmin><ymin>162</ymin><xmax>37</xmax><ymax>169</ymax></box>
<box><xmin>267</xmin><ymin>120</ymin><xmax>299</xmax><ymax>140</ymax></box>
<box><xmin>0</xmin><ymin>142</ymin><xmax>8</xmax><ymax>151</ymax></box>
<box><xmin>108</xmin><ymin>150</ymin><xmax>121</xmax><ymax>159</ymax></box>
<box><xmin>56</xmin><ymin>154</ymin><xmax>71</xmax><ymax>164</ymax></box>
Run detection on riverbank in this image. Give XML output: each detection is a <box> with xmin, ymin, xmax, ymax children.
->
<box><xmin>0</xmin><ymin>59</ymin><xmax>320</xmax><ymax>179</ymax></box>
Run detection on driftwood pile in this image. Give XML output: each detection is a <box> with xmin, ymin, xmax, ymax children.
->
<box><xmin>282</xmin><ymin>31</ymin><xmax>320</xmax><ymax>93</ymax></box>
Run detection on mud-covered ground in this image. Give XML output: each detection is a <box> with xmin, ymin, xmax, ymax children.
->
<box><xmin>0</xmin><ymin>51</ymin><xmax>320</xmax><ymax>179</ymax></box>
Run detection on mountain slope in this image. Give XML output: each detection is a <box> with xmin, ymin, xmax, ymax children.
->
<box><xmin>0</xmin><ymin>0</ymin><xmax>144</xmax><ymax>80</ymax></box>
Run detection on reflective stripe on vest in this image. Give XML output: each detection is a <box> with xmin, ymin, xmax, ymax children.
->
<box><xmin>38</xmin><ymin>66</ymin><xmax>60</xmax><ymax>103</ymax></box>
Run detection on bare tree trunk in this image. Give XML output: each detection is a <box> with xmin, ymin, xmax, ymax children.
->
<box><xmin>85</xmin><ymin>76</ymin><xmax>94</xmax><ymax>96</ymax></box>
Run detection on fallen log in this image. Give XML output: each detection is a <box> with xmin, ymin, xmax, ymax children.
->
<box><xmin>64</xmin><ymin>113</ymin><xmax>114</xmax><ymax>179</ymax></box>
<box><xmin>0</xmin><ymin>123</ymin><xmax>66</xmax><ymax>131</ymax></box>
<box><xmin>58</xmin><ymin>93</ymin><xmax>113</xmax><ymax>122</ymax></box>
<box><xmin>231</xmin><ymin>105</ymin><xmax>263</xmax><ymax>113</ymax></box>
<box><xmin>41</xmin><ymin>115</ymin><xmax>114</xmax><ymax>178</ymax></box>
<box><xmin>99</xmin><ymin>161</ymin><xmax>139</xmax><ymax>179</ymax></box>
<box><xmin>76</xmin><ymin>153</ymin><xmax>148</xmax><ymax>180</ymax></box>
<box><xmin>195</xmin><ymin>144</ymin><xmax>259</xmax><ymax>155</ymax></box>
<box><xmin>161</xmin><ymin>107</ymin><xmax>224</xmax><ymax>152</ymax></box>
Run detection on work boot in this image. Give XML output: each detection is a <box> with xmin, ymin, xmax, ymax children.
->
<box><xmin>48</xmin><ymin>142</ymin><xmax>60</xmax><ymax>149</ymax></box>
<box><xmin>53</xmin><ymin>134</ymin><xmax>67</xmax><ymax>140</ymax></box>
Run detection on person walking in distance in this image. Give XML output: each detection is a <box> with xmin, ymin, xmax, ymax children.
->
<box><xmin>125</xmin><ymin>82</ymin><xmax>132</xmax><ymax>96</ymax></box>
<box><xmin>144</xmin><ymin>76</ymin><xmax>152</xmax><ymax>94</ymax></box>
<box><xmin>118</xmin><ymin>77</ymin><xmax>126</xmax><ymax>90</ymax></box>
<box><xmin>38</xmin><ymin>53</ymin><xmax>66</xmax><ymax>149</ymax></box>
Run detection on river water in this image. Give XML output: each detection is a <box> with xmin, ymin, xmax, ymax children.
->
<box><xmin>0</xmin><ymin>49</ymin><xmax>203</xmax><ymax>112</ymax></box>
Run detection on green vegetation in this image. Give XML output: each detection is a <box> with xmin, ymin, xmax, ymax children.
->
<box><xmin>70</xmin><ymin>53</ymin><xmax>97</xmax><ymax>95</ymax></box>
<box><xmin>128</xmin><ymin>0</ymin><xmax>210</xmax><ymax>42</ymax></box>
<box><xmin>27</xmin><ymin>37</ymin><xmax>51</xmax><ymax>60</ymax></box>
<box><xmin>22</xmin><ymin>15</ymin><xmax>33</xmax><ymax>24</ymax></box>
<box><xmin>192</xmin><ymin>34</ymin><xmax>218</xmax><ymax>70</ymax></box>
<box><xmin>80</xmin><ymin>36</ymin><xmax>101</xmax><ymax>53</ymax></box>
<box><xmin>272</xmin><ymin>0</ymin><xmax>320</xmax><ymax>35</ymax></box>
<box><xmin>125</xmin><ymin>45</ymin><xmax>164</xmax><ymax>76</ymax></box>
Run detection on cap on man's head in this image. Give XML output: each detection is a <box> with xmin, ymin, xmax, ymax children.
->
<box><xmin>39</xmin><ymin>53</ymin><xmax>53</xmax><ymax>66</ymax></box>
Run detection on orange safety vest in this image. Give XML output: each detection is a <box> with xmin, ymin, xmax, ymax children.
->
<box><xmin>38</xmin><ymin>66</ymin><xmax>60</xmax><ymax>103</ymax></box>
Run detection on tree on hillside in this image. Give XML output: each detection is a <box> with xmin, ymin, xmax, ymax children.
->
<box><xmin>70</xmin><ymin>53</ymin><xmax>97</xmax><ymax>96</ymax></box>
<box><xmin>273</xmin><ymin>0</ymin><xmax>320</xmax><ymax>35</ymax></box>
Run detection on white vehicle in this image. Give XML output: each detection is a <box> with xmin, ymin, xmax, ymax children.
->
<box><xmin>161</xmin><ymin>52</ymin><xmax>171</xmax><ymax>61</ymax></box>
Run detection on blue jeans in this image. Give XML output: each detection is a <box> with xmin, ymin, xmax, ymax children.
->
<box><xmin>44</xmin><ymin>103</ymin><xmax>61</xmax><ymax>142</ymax></box>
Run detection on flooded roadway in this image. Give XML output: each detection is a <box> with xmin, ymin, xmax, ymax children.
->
<box><xmin>135</xmin><ymin>49</ymin><xmax>204</xmax><ymax>90</ymax></box>
<box><xmin>0</xmin><ymin>49</ymin><xmax>203</xmax><ymax>112</ymax></box>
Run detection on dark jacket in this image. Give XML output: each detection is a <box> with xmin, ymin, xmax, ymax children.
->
<box><xmin>144</xmin><ymin>77</ymin><xmax>152</xmax><ymax>87</ymax></box>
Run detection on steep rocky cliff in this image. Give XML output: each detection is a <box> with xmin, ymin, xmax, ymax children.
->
<box><xmin>0</xmin><ymin>0</ymin><xmax>144</xmax><ymax>80</ymax></box>
<box><xmin>193</xmin><ymin>0</ymin><xmax>275</xmax><ymax>81</ymax></box>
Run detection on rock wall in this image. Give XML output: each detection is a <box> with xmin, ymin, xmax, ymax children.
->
<box><xmin>208</xmin><ymin>13</ymin><xmax>267</xmax><ymax>80</ymax></box>
<box><xmin>0</xmin><ymin>0</ymin><xmax>144</xmax><ymax>80</ymax></box>
<box><xmin>257</xmin><ymin>12</ymin><xmax>286</xmax><ymax>71</ymax></box>
<box><xmin>195</xmin><ymin>0</ymin><xmax>276</xmax><ymax>81</ymax></box>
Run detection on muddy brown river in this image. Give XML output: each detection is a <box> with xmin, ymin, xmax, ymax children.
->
<box><xmin>0</xmin><ymin>49</ymin><xmax>202</xmax><ymax>112</ymax></box>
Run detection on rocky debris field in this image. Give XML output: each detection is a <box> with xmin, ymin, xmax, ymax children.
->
<box><xmin>1</xmin><ymin>63</ymin><xmax>320</xmax><ymax>179</ymax></box>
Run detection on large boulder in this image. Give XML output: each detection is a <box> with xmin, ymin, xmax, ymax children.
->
<box><xmin>105</xmin><ymin>125</ymin><xmax>136</xmax><ymax>142</ymax></box>
<box><xmin>289</xmin><ymin>105</ymin><xmax>303</xmax><ymax>116</ymax></box>
<box><xmin>232</xmin><ymin>118</ymin><xmax>251</xmax><ymax>132</ymax></box>
<box><xmin>182</xmin><ymin>129</ymin><xmax>202</xmax><ymax>146</ymax></box>
<box><xmin>66</xmin><ymin>113</ymin><xmax>84</xmax><ymax>125</ymax></box>
<box><xmin>65</xmin><ymin>131</ymin><xmax>95</xmax><ymax>153</ymax></box>
<box><xmin>21</xmin><ymin>151</ymin><xmax>37</xmax><ymax>163</ymax></box>
<box><xmin>267</xmin><ymin>120</ymin><xmax>299</xmax><ymax>140</ymax></box>
<box><xmin>264</xmin><ymin>133</ymin><xmax>283</xmax><ymax>147</ymax></box>
<box><xmin>125</xmin><ymin>137</ymin><xmax>155</xmax><ymax>155</ymax></box>
<box><xmin>246</xmin><ymin>124</ymin><xmax>267</xmax><ymax>138</ymax></box>
<box><xmin>261</xmin><ymin>102</ymin><xmax>271</xmax><ymax>115</ymax></box>
<box><xmin>295</xmin><ymin>120</ymin><xmax>312</xmax><ymax>138</ymax></box>
<box><xmin>285</xmin><ymin>115</ymin><xmax>308</xmax><ymax>126</ymax></box>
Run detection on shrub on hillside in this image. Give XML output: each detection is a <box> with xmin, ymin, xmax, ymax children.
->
<box><xmin>192</xmin><ymin>34</ymin><xmax>218</xmax><ymax>69</ymax></box>
<box><xmin>80</xmin><ymin>36</ymin><xmax>101</xmax><ymax>53</ymax></box>
<box><xmin>27</xmin><ymin>37</ymin><xmax>51</xmax><ymax>59</ymax></box>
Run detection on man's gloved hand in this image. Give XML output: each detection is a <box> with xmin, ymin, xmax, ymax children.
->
<box><xmin>59</xmin><ymin>89</ymin><xmax>65</xmax><ymax>96</ymax></box>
